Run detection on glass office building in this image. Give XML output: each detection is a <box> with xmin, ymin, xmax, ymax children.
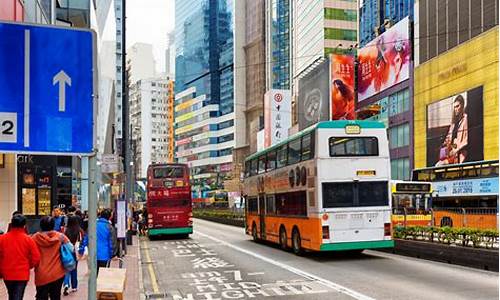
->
<box><xmin>359</xmin><ymin>0</ymin><xmax>413</xmax><ymax>47</ymax></box>
<box><xmin>270</xmin><ymin>0</ymin><xmax>290</xmax><ymax>89</ymax></box>
<box><xmin>175</xmin><ymin>0</ymin><xmax>235</xmax><ymax>193</ymax></box>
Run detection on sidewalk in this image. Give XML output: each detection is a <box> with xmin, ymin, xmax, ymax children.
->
<box><xmin>0</xmin><ymin>236</ymin><xmax>140</xmax><ymax>299</ymax></box>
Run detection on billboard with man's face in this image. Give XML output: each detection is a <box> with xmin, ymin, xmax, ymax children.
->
<box><xmin>358</xmin><ymin>17</ymin><xmax>411</xmax><ymax>103</ymax></box>
<box><xmin>298</xmin><ymin>59</ymin><xmax>330</xmax><ymax>130</ymax></box>
<box><xmin>426</xmin><ymin>86</ymin><xmax>484</xmax><ymax>167</ymax></box>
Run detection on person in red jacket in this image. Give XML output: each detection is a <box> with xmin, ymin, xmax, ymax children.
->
<box><xmin>0</xmin><ymin>214</ymin><xmax>41</xmax><ymax>300</ymax></box>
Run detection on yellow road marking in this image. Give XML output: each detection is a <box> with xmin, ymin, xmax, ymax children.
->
<box><xmin>142</xmin><ymin>239</ymin><xmax>160</xmax><ymax>293</ymax></box>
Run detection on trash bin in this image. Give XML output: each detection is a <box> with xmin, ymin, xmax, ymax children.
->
<box><xmin>126</xmin><ymin>230</ymin><xmax>133</xmax><ymax>245</ymax></box>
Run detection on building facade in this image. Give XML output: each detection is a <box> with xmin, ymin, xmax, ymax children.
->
<box><xmin>128</xmin><ymin>43</ymin><xmax>156</xmax><ymax>84</ymax></box>
<box><xmin>266</xmin><ymin>0</ymin><xmax>290</xmax><ymax>90</ymax></box>
<box><xmin>359</xmin><ymin>0</ymin><xmax>414</xmax><ymax>47</ymax></box>
<box><xmin>130</xmin><ymin>78</ymin><xmax>171</xmax><ymax>179</ymax></box>
<box><xmin>292</xmin><ymin>0</ymin><xmax>358</xmax><ymax>81</ymax></box>
<box><xmin>0</xmin><ymin>0</ymin><xmax>24</xmax><ymax>22</ymax></box>
<box><xmin>174</xmin><ymin>0</ymin><xmax>235</xmax><ymax>194</ymax></box>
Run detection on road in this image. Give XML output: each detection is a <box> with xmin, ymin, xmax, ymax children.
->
<box><xmin>140</xmin><ymin>219</ymin><xmax>499</xmax><ymax>300</ymax></box>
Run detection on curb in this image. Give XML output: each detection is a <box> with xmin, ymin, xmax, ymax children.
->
<box><xmin>137</xmin><ymin>236</ymin><xmax>146</xmax><ymax>300</ymax></box>
<box><xmin>377</xmin><ymin>239</ymin><xmax>499</xmax><ymax>272</ymax></box>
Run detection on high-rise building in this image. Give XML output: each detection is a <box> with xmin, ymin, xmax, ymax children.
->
<box><xmin>130</xmin><ymin>77</ymin><xmax>171</xmax><ymax>178</ymax></box>
<box><xmin>266</xmin><ymin>0</ymin><xmax>291</xmax><ymax>90</ymax></box>
<box><xmin>175</xmin><ymin>0</ymin><xmax>235</xmax><ymax>194</ymax></box>
<box><xmin>292</xmin><ymin>0</ymin><xmax>358</xmax><ymax>82</ymax></box>
<box><xmin>0</xmin><ymin>0</ymin><xmax>24</xmax><ymax>22</ymax></box>
<box><xmin>128</xmin><ymin>43</ymin><xmax>157</xmax><ymax>85</ymax></box>
<box><xmin>165</xmin><ymin>32</ymin><xmax>175</xmax><ymax>75</ymax></box>
<box><xmin>359</xmin><ymin>0</ymin><xmax>414</xmax><ymax>47</ymax></box>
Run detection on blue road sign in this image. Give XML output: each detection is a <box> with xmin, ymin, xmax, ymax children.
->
<box><xmin>0</xmin><ymin>22</ymin><xmax>95</xmax><ymax>154</ymax></box>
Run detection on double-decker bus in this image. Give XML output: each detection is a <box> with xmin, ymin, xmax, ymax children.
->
<box><xmin>391</xmin><ymin>181</ymin><xmax>433</xmax><ymax>227</ymax></box>
<box><xmin>146</xmin><ymin>163</ymin><xmax>193</xmax><ymax>238</ymax></box>
<box><xmin>243</xmin><ymin>120</ymin><xmax>394</xmax><ymax>254</ymax></box>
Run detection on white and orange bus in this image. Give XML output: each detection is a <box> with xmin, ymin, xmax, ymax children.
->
<box><xmin>243</xmin><ymin>120</ymin><xmax>394</xmax><ymax>254</ymax></box>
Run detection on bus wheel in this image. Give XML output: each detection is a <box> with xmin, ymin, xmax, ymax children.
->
<box><xmin>279</xmin><ymin>226</ymin><xmax>288</xmax><ymax>250</ymax></box>
<box><xmin>292</xmin><ymin>228</ymin><xmax>303</xmax><ymax>256</ymax></box>
<box><xmin>252</xmin><ymin>223</ymin><xmax>258</xmax><ymax>242</ymax></box>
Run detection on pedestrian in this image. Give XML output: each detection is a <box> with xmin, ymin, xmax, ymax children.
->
<box><xmin>52</xmin><ymin>207</ymin><xmax>65</xmax><ymax>232</ymax></box>
<box><xmin>62</xmin><ymin>206</ymin><xmax>82</xmax><ymax>295</ymax></box>
<box><xmin>0</xmin><ymin>214</ymin><xmax>41</xmax><ymax>300</ymax></box>
<box><xmin>6</xmin><ymin>210</ymin><xmax>24</xmax><ymax>233</ymax></box>
<box><xmin>97</xmin><ymin>209</ymin><xmax>117</xmax><ymax>274</ymax></box>
<box><xmin>32</xmin><ymin>216</ymin><xmax>71</xmax><ymax>300</ymax></box>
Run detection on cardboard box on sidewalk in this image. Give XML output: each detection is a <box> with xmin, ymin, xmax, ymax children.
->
<box><xmin>97</xmin><ymin>268</ymin><xmax>127</xmax><ymax>300</ymax></box>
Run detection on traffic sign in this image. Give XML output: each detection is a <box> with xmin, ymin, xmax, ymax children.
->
<box><xmin>0</xmin><ymin>22</ymin><xmax>96</xmax><ymax>154</ymax></box>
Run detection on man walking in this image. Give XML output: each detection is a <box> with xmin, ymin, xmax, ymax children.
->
<box><xmin>0</xmin><ymin>214</ymin><xmax>41</xmax><ymax>300</ymax></box>
<box><xmin>97</xmin><ymin>209</ymin><xmax>117</xmax><ymax>274</ymax></box>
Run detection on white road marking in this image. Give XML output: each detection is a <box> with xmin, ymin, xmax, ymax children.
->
<box><xmin>247</xmin><ymin>272</ymin><xmax>265</xmax><ymax>276</ymax></box>
<box><xmin>195</xmin><ymin>231</ymin><xmax>376</xmax><ymax>300</ymax></box>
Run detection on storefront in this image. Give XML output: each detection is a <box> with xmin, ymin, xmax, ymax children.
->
<box><xmin>17</xmin><ymin>155</ymin><xmax>78</xmax><ymax>232</ymax></box>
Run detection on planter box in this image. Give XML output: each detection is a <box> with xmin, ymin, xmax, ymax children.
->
<box><xmin>195</xmin><ymin>216</ymin><xmax>245</xmax><ymax>228</ymax></box>
<box><xmin>379</xmin><ymin>239</ymin><xmax>498</xmax><ymax>272</ymax></box>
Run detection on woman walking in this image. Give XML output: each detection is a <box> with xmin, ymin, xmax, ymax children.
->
<box><xmin>32</xmin><ymin>216</ymin><xmax>71</xmax><ymax>300</ymax></box>
<box><xmin>63</xmin><ymin>207</ymin><xmax>82</xmax><ymax>295</ymax></box>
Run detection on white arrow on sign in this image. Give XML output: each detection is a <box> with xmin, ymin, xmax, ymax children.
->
<box><xmin>53</xmin><ymin>70</ymin><xmax>71</xmax><ymax>112</ymax></box>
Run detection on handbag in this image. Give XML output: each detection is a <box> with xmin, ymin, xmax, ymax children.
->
<box><xmin>60</xmin><ymin>236</ymin><xmax>76</xmax><ymax>271</ymax></box>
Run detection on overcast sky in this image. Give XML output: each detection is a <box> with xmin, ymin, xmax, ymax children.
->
<box><xmin>103</xmin><ymin>0</ymin><xmax>175</xmax><ymax>74</ymax></box>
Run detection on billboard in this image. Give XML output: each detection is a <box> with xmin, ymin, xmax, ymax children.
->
<box><xmin>358</xmin><ymin>17</ymin><xmax>411</xmax><ymax>102</ymax></box>
<box><xmin>264</xmin><ymin>90</ymin><xmax>291</xmax><ymax>147</ymax></box>
<box><xmin>426</xmin><ymin>86</ymin><xmax>483</xmax><ymax>167</ymax></box>
<box><xmin>330</xmin><ymin>54</ymin><xmax>355</xmax><ymax>120</ymax></box>
<box><xmin>298</xmin><ymin>59</ymin><xmax>330</xmax><ymax>130</ymax></box>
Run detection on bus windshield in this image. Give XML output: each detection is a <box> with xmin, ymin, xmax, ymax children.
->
<box><xmin>153</xmin><ymin>166</ymin><xmax>185</xmax><ymax>179</ymax></box>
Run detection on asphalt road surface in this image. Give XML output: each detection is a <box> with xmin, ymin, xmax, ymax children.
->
<box><xmin>140</xmin><ymin>219</ymin><xmax>499</xmax><ymax>300</ymax></box>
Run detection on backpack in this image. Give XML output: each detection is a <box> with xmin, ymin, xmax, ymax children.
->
<box><xmin>60</xmin><ymin>236</ymin><xmax>76</xmax><ymax>271</ymax></box>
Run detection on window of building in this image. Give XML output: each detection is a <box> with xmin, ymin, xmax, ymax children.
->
<box><xmin>391</xmin><ymin>157</ymin><xmax>411</xmax><ymax>180</ymax></box>
<box><xmin>324</xmin><ymin>28</ymin><xmax>357</xmax><ymax>41</ymax></box>
<box><xmin>324</xmin><ymin>8</ymin><xmax>357</xmax><ymax>22</ymax></box>
<box><xmin>389</xmin><ymin>88</ymin><xmax>410</xmax><ymax>116</ymax></box>
<box><xmin>388</xmin><ymin>123</ymin><xmax>410</xmax><ymax>149</ymax></box>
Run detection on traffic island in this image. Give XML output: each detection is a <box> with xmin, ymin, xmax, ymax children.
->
<box><xmin>378</xmin><ymin>239</ymin><xmax>499</xmax><ymax>272</ymax></box>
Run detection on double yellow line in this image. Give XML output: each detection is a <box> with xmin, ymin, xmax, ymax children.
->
<box><xmin>141</xmin><ymin>239</ymin><xmax>160</xmax><ymax>293</ymax></box>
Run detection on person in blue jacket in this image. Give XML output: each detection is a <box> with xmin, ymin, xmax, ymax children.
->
<box><xmin>96</xmin><ymin>209</ymin><xmax>117</xmax><ymax>274</ymax></box>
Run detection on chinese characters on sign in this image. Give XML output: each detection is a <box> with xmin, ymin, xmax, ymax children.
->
<box><xmin>330</xmin><ymin>54</ymin><xmax>355</xmax><ymax>120</ymax></box>
<box><xmin>264</xmin><ymin>90</ymin><xmax>291</xmax><ymax>147</ymax></box>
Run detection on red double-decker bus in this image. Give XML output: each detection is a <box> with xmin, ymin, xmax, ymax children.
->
<box><xmin>146</xmin><ymin>163</ymin><xmax>192</xmax><ymax>238</ymax></box>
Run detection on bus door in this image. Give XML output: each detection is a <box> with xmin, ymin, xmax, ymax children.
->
<box><xmin>259</xmin><ymin>193</ymin><xmax>266</xmax><ymax>239</ymax></box>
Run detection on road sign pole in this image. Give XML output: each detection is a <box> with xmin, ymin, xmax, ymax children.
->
<box><xmin>88</xmin><ymin>153</ymin><xmax>98</xmax><ymax>300</ymax></box>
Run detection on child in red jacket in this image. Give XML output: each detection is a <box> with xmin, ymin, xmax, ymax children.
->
<box><xmin>0</xmin><ymin>214</ymin><xmax>41</xmax><ymax>300</ymax></box>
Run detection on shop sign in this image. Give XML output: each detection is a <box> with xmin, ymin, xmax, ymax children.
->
<box><xmin>433</xmin><ymin>177</ymin><xmax>498</xmax><ymax>197</ymax></box>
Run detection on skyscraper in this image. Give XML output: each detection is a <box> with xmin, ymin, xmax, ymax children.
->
<box><xmin>359</xmin><ymin>0</ymin><xmax>414</xmax><ymax>47</ymax></box>
<box><xmin>175</xmin><ymin>0</ymin><xmax>235</xmax><ymax>194</ymax></box>
<box><xmin>267</xmin><ymin>0</ymin><xmax>291</xmax><ymax>90</ymax></box>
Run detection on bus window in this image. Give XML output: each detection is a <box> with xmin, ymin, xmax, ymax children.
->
<box><xmin>258</xmin><ymin>155</ymin><xmax>266</xmax><ymax>174</ymax></box>
<box><xmin>301</xmin><ymin>133</ymin><xmax>314</xmax><ymax>161</ymax></box>
<box><xmin>250</xmin><ymin>159</ymin><xmax>258</xmax><ymax>176</ymax></box>
<box><xmin>277</xmin><ymin>144</ymin><xmax>288</xmax><ymax>168</ymax></box>
<box><xmin>266</xmin><ymin>151</ymin><xmax>276</xmax><ymax>171</ymax></box>
<box><xmin>329</xmin><ymin>137</ymin><xmax>378</xmax><ymax>157</ymax></box>
<box><xmin>276</xmin><ymin>191</ymin><xmax>307</xmax><ymax>216</ymax></box>
<box><xmin>288</xmin><ymin>138</ymin><xmax>301</xmax><ymax>165</ymax></box>
<box><xmin>245</xmin><ymin>161</ymin><xmax>251</xmax><ymax>177</ymax></box>
<box><xmin>247</xmin><ymin>197</ymin><xmax>258</xmax><ymax>213</ymax></box>
<box><xmin>322</xmin><ymin>182</ymin><xmax>353</xmax><ymax>208</ymax></box>
<box><xmin>358</xmin><ymin>182</ymin><xmax>389</xmax><ymax>207</ymax></box>
<box><xmin>153</xmin><ymin>166</ymin><xmax>185</xmax><ymax>179</ymax></box>
<box><xmin>265</xmin><ymin>195</ymin><xmax>276</xmax><ymax>214</ymax></box>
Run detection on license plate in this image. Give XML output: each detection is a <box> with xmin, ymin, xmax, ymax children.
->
<box><xmin>164</xmin><ymin>181</ymin><xmax>173</xmax><ymax>188</ymax></box>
